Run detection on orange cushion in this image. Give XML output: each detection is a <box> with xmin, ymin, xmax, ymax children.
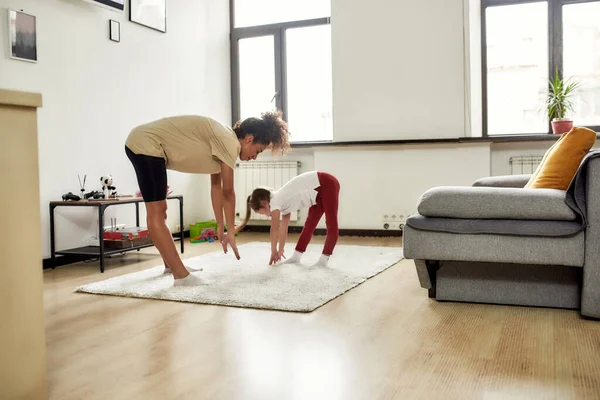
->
<box><xmin>525</xmin><ymin>127</ymin><xmax>597</xmax><ymax>190</ymax></box>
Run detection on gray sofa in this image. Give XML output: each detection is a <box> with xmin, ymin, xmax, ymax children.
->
<box><xmin>403</xmin><ymin>151</ymin><xmax>600</xmax><ymax>319</ymax></box>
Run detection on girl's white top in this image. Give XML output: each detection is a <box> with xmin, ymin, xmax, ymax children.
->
<box><xmin>270</xmin><ymin>170</ymin><xmax>320</xmax><ymax>215</ymax></box>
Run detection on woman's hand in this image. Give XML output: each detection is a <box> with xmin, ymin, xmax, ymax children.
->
<box><xmin>278</xmin><ymin>248</ymin><xmax>286</xmax><ymax>261</ymax></box>
<box><xmin>269</xmin><ymin>249</ymin><xmax>281</xmax><ymax>265</ymax></box>
<box><xmin>221</xmin><ymin>232</ymin><xmax>240</xmax><ymax>260</ymax></box>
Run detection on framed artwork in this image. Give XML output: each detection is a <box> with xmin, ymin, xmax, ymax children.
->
<box><xmin>7</xmin><ymin>9</ymin><xmax>37</xmax><ymax>63</ymax></box>
<box><xmin>129</xmin><ymin>0</ymin><xmax>166</xmax><ymax>33</ymax></box>
<box><xmin>109</xmin><ymin>19</ymin><xmax>120</xmax><ymax>42</ymax></box>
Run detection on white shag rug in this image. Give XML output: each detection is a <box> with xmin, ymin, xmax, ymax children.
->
<box><xmin>75</xmin><ymin>242</ymin><xmax>403</xmax><ymax>312</ymax></box>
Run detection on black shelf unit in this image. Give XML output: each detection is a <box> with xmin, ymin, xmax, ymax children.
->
<box><xmin>49</xmin><ymin>195</ymin><xmax>184</xmax><ymax>273</ymax></box>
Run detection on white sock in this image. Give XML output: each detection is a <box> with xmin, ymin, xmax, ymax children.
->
<box><xmin>173</xmin><ymin>273</ymin><xmax>207</xmax><ymax>287</ymax></box>
<box><xmin>311</xmin><ymin>254</ymin><xmax>330</xmax><ymax>267</ymax></box>
<box><xmin>284</xmin><ymin>250</ymin><xmax>303</xmax><ymax>264</ymax></box>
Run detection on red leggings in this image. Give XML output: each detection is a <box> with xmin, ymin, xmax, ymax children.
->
<box><xmin>295</xmin><ymin>172</ymin><xmax>340</xmax><ymax>256</ymax></box>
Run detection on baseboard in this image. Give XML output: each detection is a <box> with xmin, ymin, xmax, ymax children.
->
<box><xmin>43</xmin><ymin>227</ymin><xmax>402</xmax><ymax>270</ymax></box>
<box><xmin>43</xmin><ymin>230</ymin><xmax>191</xmax><ymax>270</ymax></box>
<box><xmin>240</xmin><ymin>225</ymin><xmax>403</xmax><ymax>237</ymax></box>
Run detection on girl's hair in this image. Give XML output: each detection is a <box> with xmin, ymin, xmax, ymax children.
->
<box><xmin>233</xmin><ymin>110</ymin><xmax>290</xmax><ymax>155</ymax></box>
<box><xmin>237</xmin><ymin>188</ymin><xmax>272</xmax><ymax>232</ymax></box>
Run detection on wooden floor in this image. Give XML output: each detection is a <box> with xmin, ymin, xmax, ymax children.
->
<box><xmin>44</xmin><ymin>233</ymin><xmax>600</xmax><ymax>400</ymax></box>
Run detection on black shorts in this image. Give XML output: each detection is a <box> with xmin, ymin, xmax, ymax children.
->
<box><xmin>125</xmin><ymin>146</ymin><xmax>167</xmax><ymax>202</ymax></box>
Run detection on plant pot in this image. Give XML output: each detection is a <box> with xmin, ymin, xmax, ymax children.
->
<box><xmin>551</xmin><ymin>119</ymin><xmax>573</xmax><ymax>135</ymax></box>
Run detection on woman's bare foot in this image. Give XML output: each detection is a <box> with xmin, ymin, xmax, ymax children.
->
<box><xmin>173</xmin><ymin>273</ymin><xmax>208</xmax><ymax>286</ymax></box>
<box><xmin>163</xmin><ymin>265</ymin><xmax>203</xmax><ymax>274</ymax></box>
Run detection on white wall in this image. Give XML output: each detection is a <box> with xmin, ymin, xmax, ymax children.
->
<box><xmin>0</xmin><ymin>0</ymin><xmax>231</xmax><ymax>258</ymax></box>
<box><xmin>313</xmin><ymin>144</ymin><xmax>490</xmax><ymax>228</ymax></box>
<box><xmin>331</xmin><ymin>0</ymin><xmax>467</xmax><ymax>141</ymax></box>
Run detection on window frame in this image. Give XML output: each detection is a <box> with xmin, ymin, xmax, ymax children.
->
<box><xmin>229</xmin><ymin>0</ymin><xmax>331</xmax><ymax>141</ymax></box>
<box><xmin>481</xmin><ymin>0</ymin><xmax>600</xmax><ymax>136</ymax></box>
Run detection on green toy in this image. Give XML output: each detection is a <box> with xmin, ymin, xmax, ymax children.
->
<box><xmin>190</xmin><ymin>221</ymin><xmax>238</xmax><ymax>244</ymax></box>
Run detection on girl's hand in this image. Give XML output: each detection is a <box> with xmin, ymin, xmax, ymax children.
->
<box><xmin>269</xmin><ymin>249</ymin><xmax>281</xmax><ymax>265</ymax></box>
<box><xmin>278</xmin><ymin>249</ymin><xmax>286</xmax><ymax>260</ymax></box>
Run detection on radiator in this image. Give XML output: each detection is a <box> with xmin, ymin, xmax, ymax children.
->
<box><xmin>509</xmin><ymin>156</ymin><xmax>543</xmax><ymax>175</ymax></box>
<box><xmin>234</xmin><ymin>161</ymin><xmax>301</xmax><ymax>221</ymax></box>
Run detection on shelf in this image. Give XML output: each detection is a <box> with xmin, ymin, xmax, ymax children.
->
<box><xmin>54</xmin><ymin>237</ymin><xmax>181</xmax><ymax>257</ymax></box>
<box><xmin>50</xmin><ymin>195</ymin><xmax>182</xmax><ymax>207</ymax></box>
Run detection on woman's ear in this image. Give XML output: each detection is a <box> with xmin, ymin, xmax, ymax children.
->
<box><xmin>260</xmin><ymin>200</ymin><xmax>269</xmax><ymax>208</ymax></box>
<box><xmin>244</xmin><ymin>134</ymin><xmax>254</xmax><ymax>144</ymax></box>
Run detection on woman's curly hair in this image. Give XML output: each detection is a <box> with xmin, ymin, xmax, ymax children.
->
<box><xmin>233</xmin><ymin>109</ymin><xmax>290</xmax><ymax>155</ymax></box>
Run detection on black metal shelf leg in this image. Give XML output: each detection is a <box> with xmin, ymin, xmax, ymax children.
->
<box><xmin>50</xmin><ymin>204</ymin><xmax>56</xmax><ymax>269</ymax></box>
<box><xmin>99</xmin><ymin>205</ymin><xmax>106</xmax><ymax>273</ymax></box>
<box><xmin>136</xmin><ymin>202</ymin><xmax>141</xmax><ymax>251</ymax></box>
<box><xmin>179</xmin><ymin>197</ymin><xmax>184</xmax><ymax>254</ymax></box>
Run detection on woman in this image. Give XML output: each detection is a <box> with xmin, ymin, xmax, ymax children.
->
<box><xmin>237</xmin><ymin>170</ymin><xmax>340</xmax><ymax>266</ymax></box>
<box><xmin>125</xmin><ymin>110</ymin><xmax>289</xmax><ymax>286</ymax></box>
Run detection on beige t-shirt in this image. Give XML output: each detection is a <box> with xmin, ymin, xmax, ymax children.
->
<box><xmin>125</xmin><ymin>115</ymin><xmax>241</xmax><ymax>174</ymax></box>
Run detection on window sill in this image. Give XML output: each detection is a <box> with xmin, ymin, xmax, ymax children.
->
<box><xmin>289</xmin><ymin>132</ymin><xmax>600</xmax><ymax>148</ymax></box>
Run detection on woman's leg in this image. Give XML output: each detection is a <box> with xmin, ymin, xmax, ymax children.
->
<box><xmin>126</xmin><ymin>146</ymin><xmax>203</xmax><ymax>284</ymax></box>
<box><xmin>145</xmin><ymin>200</ymin><xmax>189</xmax><ymax>279</ymax></box>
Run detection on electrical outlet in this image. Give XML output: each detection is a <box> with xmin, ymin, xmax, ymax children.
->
<box><xmin>383</xmin><ymin>222</ymin><xmax>399</xmax><ymax>230</ymax></box>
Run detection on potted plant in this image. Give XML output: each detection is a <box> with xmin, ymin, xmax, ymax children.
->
<box><xmin>545</xmin><ymin>69</ymin><xmax>581</xmax><ymax>134</ymax></box>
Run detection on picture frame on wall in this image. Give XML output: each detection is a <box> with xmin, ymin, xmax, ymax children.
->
<box><xmin>129</xmin><ymin>0</ymin><xmax>166</xmax><ymax>33</ymax></box>
<box><xmin>7</xmin><ymin>9</ymin><xmax>37</xmax><ymax>63</ymax></box>
<box><xmin>109</xmin><ymin>19</ymin><xmax>120</xmax><ymax>42</ymax></box>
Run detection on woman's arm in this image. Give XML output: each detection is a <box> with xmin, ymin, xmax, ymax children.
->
<box><xmin>210</xmin><ymin>173</ymin><xmax>224</xmax><ymax>232</ymax></box>
<box><xmin>278</xmin><ymin>213</ymin><xmax>291</xmax><ymax>257</ymax></box>
<box><xmin>219</xmin><ymin>164</ymin><xmax>240</xmax><ymax>259</ymax></box>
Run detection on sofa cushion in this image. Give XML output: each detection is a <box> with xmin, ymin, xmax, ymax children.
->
<box><xmin>417</xmin><ymin>186</ymin><xmax>577</xmax><ymax>221</ymax></box>
<box><xmin>406</xmin><ymin>214</ymin><xmax>583</xmax><ymax>237</ymax></box>
<box><xmin>472</xmin><ymin>174</ymin><xmax>531</xmax><ymax>188</ymax></box>
<box><xmin>402</xmin><ymin>224</ymin><xmax>584</xmax><ymax>267</ymax></box>
<box><xmin>525</xmin><ymin>126</ymin><xmax>596</xmax><ymax>190</ymax></box>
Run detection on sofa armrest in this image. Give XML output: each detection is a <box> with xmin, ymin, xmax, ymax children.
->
<box><xmin>418</xmin><ymin>186</ymin><xmax>577</xmax><ymax>220</ymax></box>
<box><xmin>472</xmin><ymin>174</ymin><xmax>532</xmax><ymax>188</ymax></box>
<box><xmin>582</xmin><ymin>157</ymin><xmax>600</xmax><ymax>318</ymax></box>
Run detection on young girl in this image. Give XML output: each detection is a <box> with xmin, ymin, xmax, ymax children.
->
<box><xmin>237</xmin><ymin>171</ymin><xmax>340</xmax><ymax>266</ymax></box>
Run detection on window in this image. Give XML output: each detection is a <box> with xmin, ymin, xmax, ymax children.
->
<box><xmin>231</xmin><ymin>1</ymin><xmax>332</xmax><ymax>142</ymax></box>
<box><xmin>482</xmin><ymin>0</ymin><xmax>600</xmax><ymax>136</ymax></box>
<box><xmin>563</xmin><ymin>1</ymin><xmax>600</xmax><ymax>127</ymax></box>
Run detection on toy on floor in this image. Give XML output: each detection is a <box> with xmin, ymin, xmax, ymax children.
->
<box><xmin>191</xmin><ymin>228</ymin><xmax>218</xmax><ymax>243</ymax></box>
<box><xmin>189</xmin><ymin>220</ymin><xmax>238</xmax><ymax>242</ymax></box>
